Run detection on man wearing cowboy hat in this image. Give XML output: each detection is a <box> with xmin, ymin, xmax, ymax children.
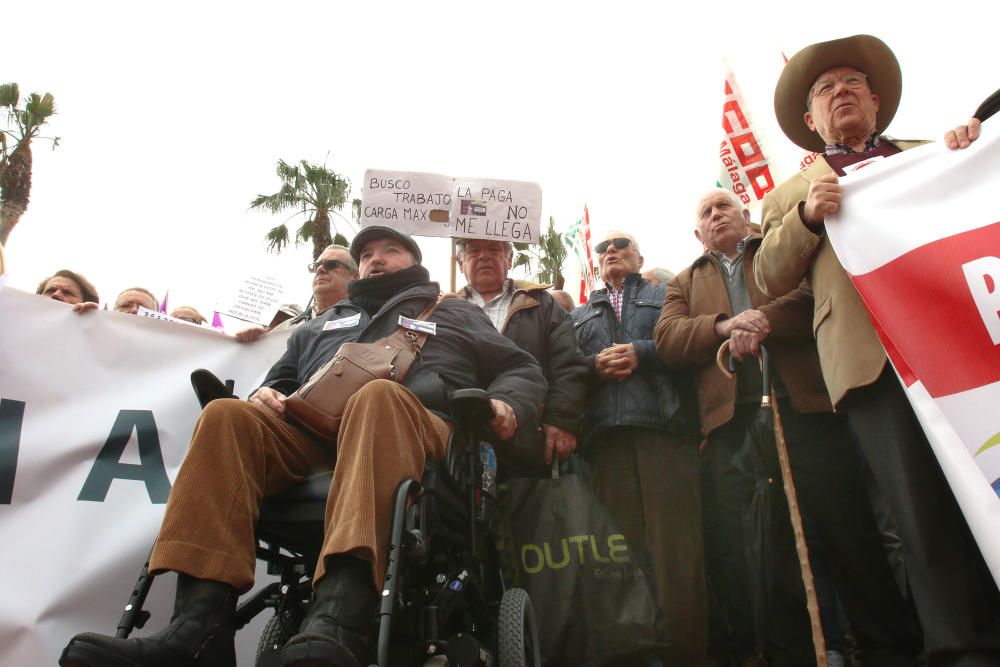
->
<box><xmin>755</xmin><ymin>34</ymin><xmax>1000</xmax><ymax>667</ymax></box>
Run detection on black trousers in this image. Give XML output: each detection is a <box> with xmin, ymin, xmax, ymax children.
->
<box><xmin>845</xmin><ymin>366</ymin><xmax>1000</xmax><ymax>664</ymax></box>
<box><xmin>702</xmin><ymin>399</ymin><xmax>917</xmax><ymax>665</ymax></box>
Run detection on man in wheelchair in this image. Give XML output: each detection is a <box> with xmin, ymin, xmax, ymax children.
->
<box><xmin>60</xmin><ymin>226</ymin><xmax>547</xmax><ymax>667</ymax></box>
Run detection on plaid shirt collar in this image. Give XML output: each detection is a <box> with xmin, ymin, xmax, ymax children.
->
<box><xmin>824</xmin><ymin>132</ymin><xmax>881</xmax><ymax>156</ymax></box>
<box><xmin>708</xmin><ymin>236</ymin><xmax>751</xmax><ymax>279</ymax></box>
<box><xmin>464</xmin><ymin>279</ymin><xmax>515</xmax><ymax>331</ymax></box>
<box><xmin>607</xmin><ymin>283</ymin><xmax>625</xmax><ymax>319</ymax></box>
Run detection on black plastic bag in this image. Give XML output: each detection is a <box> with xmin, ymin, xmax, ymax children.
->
<box><xmin>502</xmin><ymin>459</ymin><xmax>666</xmax><ymax>666</ymax></box>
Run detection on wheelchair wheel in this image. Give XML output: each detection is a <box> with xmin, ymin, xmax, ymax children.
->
<box><xmin>255</xmin><ymin>613</ymin><xmax>290</xmax><ymax>666</ymax></box>
<box><xmin>498</xmin><ymin>587</ymin><xmax>541</xmax><ymax>667</ymax></box>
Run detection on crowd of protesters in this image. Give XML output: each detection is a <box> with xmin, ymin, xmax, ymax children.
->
<box><xmin>21</xmin><ymin>33</ymin><xmax>999</xmax><ymax>667</ymax></box>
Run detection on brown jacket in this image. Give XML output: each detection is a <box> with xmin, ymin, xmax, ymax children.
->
<box><xmin>753</xmin><ymin>140</ymin><xmax>925</xmax><ymax>408</ymax></box>
<box><xmin>655</xmin><ymin>236</ymin><xmax>831</xmax><ymax>436</ymax></box>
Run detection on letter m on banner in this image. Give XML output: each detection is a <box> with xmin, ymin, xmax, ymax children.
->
<box><xmin>718</xmin><ymin>63</ymin><xmax>778</xmax><ymax>206</ymax></box>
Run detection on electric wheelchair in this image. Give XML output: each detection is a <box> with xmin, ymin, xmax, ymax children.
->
<box><xmin>113</xmin><ymin>370</ymin><xmax>541</xmax><ymax>667</ymax></box>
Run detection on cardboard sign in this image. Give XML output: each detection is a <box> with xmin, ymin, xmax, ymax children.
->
<box><xmin>361</xmin><ymin>169</ymin><xmax>542</xmax><ymax>244</ymax></box>
<box><xmin>217</xmin><ymin>274</ymin><xmax>284</xmax><ymax>326</ymax></box>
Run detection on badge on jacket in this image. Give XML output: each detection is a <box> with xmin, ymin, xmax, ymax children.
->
<box><xmin>323</xmin><ymin>313</ymin><xmax>362</xmax><ymax>331</ymax></box>
<box><xmin>399</xmin><ymin>315</ymin><xmax>437</xmax><ymax>335</ymax></box>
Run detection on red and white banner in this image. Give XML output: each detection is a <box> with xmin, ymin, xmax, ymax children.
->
<box><xmin>0</xmin><ymin>288</ymin><xmax>292</xmax><ymax>665</ymax></box>
<box><xmin>827</xmin><ymin>128</ymin><xmax>1000</xmax><ymax>584</ymax></box>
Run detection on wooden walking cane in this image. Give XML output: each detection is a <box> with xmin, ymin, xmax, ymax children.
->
<box><xmin>717</xmin><ymin>341</ymin><xmax>828</xmax><ymax>667</ymax></box>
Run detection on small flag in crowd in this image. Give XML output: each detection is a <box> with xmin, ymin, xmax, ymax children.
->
<box><xmin>564</xmin><ymin>205</ymin><xmax>599</xmax><ymax>304</ymax></box>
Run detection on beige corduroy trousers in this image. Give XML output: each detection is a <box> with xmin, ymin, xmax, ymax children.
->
<box><xmin>149</xmin><ymin>380</ymin><xmax>451</xmax><ymax>592</ymax></box>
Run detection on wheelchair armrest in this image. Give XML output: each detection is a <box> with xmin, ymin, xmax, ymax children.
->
<box><xmin>191</xmin><ymin>369</ymin><xmax>237</xmax><ymax>409</ymax></box>
<box><xmin>448</xmin><ymin>388</ymin><xmax>493</xmax><ymax>433</ymax></box>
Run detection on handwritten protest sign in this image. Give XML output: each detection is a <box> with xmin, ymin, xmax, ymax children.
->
<box><xmin>217</xmin><ymin>274</ymin><xmax>284</xmax><ymax>326</ymax></box>
<box><xmin>361</xmin><ymin>170</ymin><xmax>542</xmax><ymax>244</ymax></box>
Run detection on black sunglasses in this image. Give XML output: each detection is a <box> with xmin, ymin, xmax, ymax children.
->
<box><xmin>307</xmin><ymin>259</ymin><xmax>351</xmax><ymax>273</ymax></box>
<box><xmin>594</xmin><ymin>238</ymin><xmax>631</xmax><ymax>254</ymax></box>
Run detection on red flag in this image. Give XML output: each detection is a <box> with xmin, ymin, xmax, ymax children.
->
<box><xmin>580</xmin><ymin>205</ymin><xmax>598</xmax><ymax>303</ymax></box>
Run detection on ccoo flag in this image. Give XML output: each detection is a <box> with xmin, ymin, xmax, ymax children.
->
<box><xmin>718</xmin><ymin>62</ymin><xmax>779</xmax><ymax>206</ymax></box>
<box><xmin>826</xmin><ymin>128</ymin><xmax>1000</xmax><ymax>584</ymax></box>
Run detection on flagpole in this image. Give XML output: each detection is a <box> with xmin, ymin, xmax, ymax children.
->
<box><xmin>449</xmin><ymin>237</ymin><xmax>457</xmax><ymax>293</ymax></box>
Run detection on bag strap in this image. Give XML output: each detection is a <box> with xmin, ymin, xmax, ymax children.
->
<box><xmin>399</xmin><ymin>294</ymin><xmax>456</xmax><ymax>353</ymax></box>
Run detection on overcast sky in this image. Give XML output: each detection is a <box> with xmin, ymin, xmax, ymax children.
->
<box><xmin>2</xmin><ymin>0</ymin><xmax>993</xmax><ymax>324</ymax></box>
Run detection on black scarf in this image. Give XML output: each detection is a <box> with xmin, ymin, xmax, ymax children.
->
<box><xmin>347</xmin><ymin>264</ymin><xmax>431</xmax><ymax>316</ymax></box>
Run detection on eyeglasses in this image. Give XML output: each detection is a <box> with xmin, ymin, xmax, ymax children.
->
<box><xmin>809</xmin><ymin>72</ymin><xmax>869</xmax><ymax>100</ymax></box>
<box><xmin>308</xmin><ymin>259</ymin><xmax>351</xmax><ymax>273</ymax></box>
<box><xmin>594</xmin><ymin>238</ymin><xmax>632</xmax><ymax>254</ymax></box>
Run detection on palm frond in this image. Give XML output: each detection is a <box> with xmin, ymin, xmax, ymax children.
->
<box><xmin>265</xmin><ymin>224</ymin><xmax>290</xmax><ymax>253</ymax></box>
<box><xmin>512</xmin><ymin>253</ymin><xmax>532</xmax><ymax>271</ymax></box>
<box><xmin>250</xmin><ymin>183</ymin><xmax>300</xmax><ymax>213</ymax></box>
<box><xmin>296</xmin><ymin>220</ymin><xmax>315</xmax><ymax>244</ymax></box>
<box><xmin>274</xmin><ymin>159</ymin><xmax>301</xmax><ymax>184</ymax></box>
<box><xmin>0</xmin><ymin>83</ymin><xmax>19</xmax><ymax>108</ymax></box>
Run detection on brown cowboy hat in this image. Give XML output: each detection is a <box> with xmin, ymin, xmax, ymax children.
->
<box><xmin>774</xmin><ymin>34</ymin><xmax>902</xmax><ymax>153</ymax></box>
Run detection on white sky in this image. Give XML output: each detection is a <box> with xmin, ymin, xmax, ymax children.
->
<box><xmin>2</xmin><ymin>0</ymin><xmax>993</xmax><ymax>325</ymax></box>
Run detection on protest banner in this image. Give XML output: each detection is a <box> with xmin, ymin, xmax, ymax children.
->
<box><xmin>361</xmin><ymin>169</ymin><xmax>542</xmax><ymax>244</ymax></box>
<box><xmin>217</xmin><ymin>273</ymin><xmax>285</xmax><ymax>326</ymax></box>
<box><xmin>826</xmin><ymin>128</ymin><xmax>1000</xmax><ymax>584</ymax></box>
<box><xmin>0</xmin><ymin>288</ymin><xmax>292</xmax><ymax>665</ymax></box>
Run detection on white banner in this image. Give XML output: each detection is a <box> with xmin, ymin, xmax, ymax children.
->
<box><xmin>361</xmin><ymin>169</ymin><xmax>542</xmax><ymax>244</ymax></box>
<box><xmin>0</xmin><ymin>287</ymin><xmax>293</xmax><ymax>665</ymax></box>
<box><xmin>827</xmin><ymin>127</ymin><xmax>1000</xmax><ymax>584</ymax></box>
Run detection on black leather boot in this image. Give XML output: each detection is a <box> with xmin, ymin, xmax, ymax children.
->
<box><xmin>280</xmin><ymin>555</ymin><xmax>378</xmax><ymax>667</ymax></box>
<box><xmin>59</xmin><ymin>573</ymin><xmax>237</xmax><ymax>667</ymax></box>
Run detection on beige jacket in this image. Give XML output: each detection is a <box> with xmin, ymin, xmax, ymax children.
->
<box><xmin>753</xmin><ymin>140</ymin><xmax>925</xmax><ymax>408</ymax></box>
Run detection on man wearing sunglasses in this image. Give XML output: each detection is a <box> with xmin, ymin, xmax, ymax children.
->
<box><xmin>571</xmin><ymin>230</ymin><xmax>705</xmax><ymax>666</ymax></box>
<box><xmin>235</xmin><ymin>245</ymin><xmax>359</xmax><ymax>342</ymax></box>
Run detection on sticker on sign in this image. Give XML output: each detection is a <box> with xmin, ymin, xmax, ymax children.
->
<box><xmin>361</xmin><ymin>169</ymin><xmax>542</xmax><ymax>244</ymax></box>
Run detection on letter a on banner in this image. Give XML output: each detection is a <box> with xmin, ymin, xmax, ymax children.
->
<box><xmin>0</xmin><ymin>398</ymin><xmax>26</xmax><ymax>504</ymax></box>
<box><xmin>78</xmin><ymin>410</ymin><xmax>172</xmax><ymax>503</ymax></box>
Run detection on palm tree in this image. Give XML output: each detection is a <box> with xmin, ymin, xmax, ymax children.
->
<box><xmin>250</xmin><ymin>159</ymin><xmax>354</xmax><ymax>260</ymax></box>
<box><xmin>0</xmin><ymin>83</ymin><xmax>58</xmax><ymax>246</ymax></box>
<box><xmin>512</xmin><ymin>216</ymin><xmax>568</xmax><ymax>289</ymax></box>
